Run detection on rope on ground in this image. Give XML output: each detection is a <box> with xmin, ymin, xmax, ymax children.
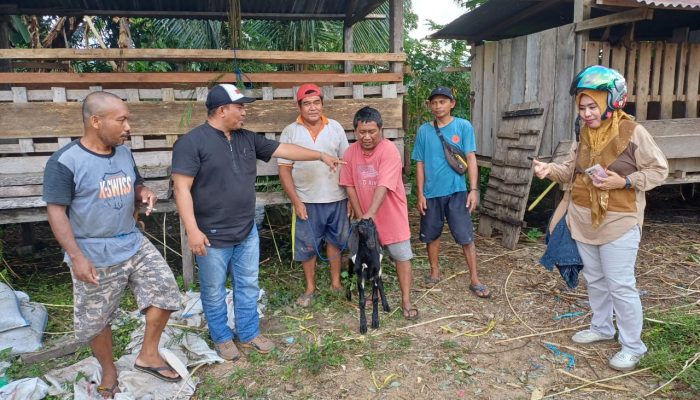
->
<box><xmin>407</xmin><ymin>247</ymin><xmax>530</xmax><ymax>314</ymax></box>
<box><xmin>439</xmin><ymin>319</ymin><xmax>497</xmax><ymax>339</ymax></box>
<box><xmin>495</xmin><ymin>324</ymin><xmax>589</xmax><ymax>344</ymax></box>
<box><xmin>175</xmin><ymin>362</ymin><xmax>206</xmax><ymax>399</ymax></box>
<box><xmin>38</xmin><ymin>302</ymin><xmax>73</xmax><ymax>308</ymax></box>
<box><xmin>371</xmin><ymin>372</ymin><xmax>399</xmax><ymax>390</ymax></box>
<box><xmin>265</xmin><ymin>209</ymin><xmax>283</xmax><ymax>263</ymax></box>
<box><xmin>393</xmin><ymin>313</ymin><xmax>474</xmax><ymax>332</ymax></box>
<box><xmin>645</xmin><ymin>352</ymin><xmax>700</xmax><ymax>397</ymax></box>
<box><xmin>505</xmin><ymin>268</ymin><xmax>536</xmax><ymax>333</ymax></box>
<box><xmin>543</xmin><ymin>367</ymin><xmax>651</xmax><ymax>398</ymax></box>
<box><xmin>142</xmin><ymin>230</ymin><xmax>182</xmax><ymax>257</ymax></box>
<box><xmin>557</xmin><ymin>369</ymin><xmax>630</xmax><ymax>392</ymax></box>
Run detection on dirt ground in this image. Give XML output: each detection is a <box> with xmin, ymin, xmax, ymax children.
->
<box><xmin>192</xmin><ymin>186</ymin><xmax>700</xmax><ymax>399</ymax></box>
<box><xmin>2</xmin><ymin>185</ymin><xmax>699</xmax><ymax>399</ymax></box>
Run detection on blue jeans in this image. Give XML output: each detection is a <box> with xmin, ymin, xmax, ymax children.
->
<box><xmin>196</xmin><ymin>224</ymin><xmax>260</xmax><ymax>344</ymax></box>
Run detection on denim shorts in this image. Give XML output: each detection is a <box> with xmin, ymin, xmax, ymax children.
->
<box><xmin>294</xmin><ymin>199</ymin><xmax>350</xmax><ymax>261</ymax></box>
<box><xmin>419</xmin><ymin>191</ymin><xmax>474</xmax><ymax>245</ymax></box>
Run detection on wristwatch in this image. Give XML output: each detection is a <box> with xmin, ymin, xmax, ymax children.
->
<box><xmin>624</xmin><ymin>176</ymin><xmax>632</xmax><ymax>189</ymax></box>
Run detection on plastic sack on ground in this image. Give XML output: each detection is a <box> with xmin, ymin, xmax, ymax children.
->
<box><xmin>0</xmin><ymin>291</ymin><xmax>48</xmax><ymax>354</ymax></box>
<box><xmin>0</xmin><ymin>377</ymin><xmax>49</xmax><ymax>400</ymax></box>
<box><xmin>0</xmin><ymin>283</ymin><xmax>28</xmax><ymax>333</ymax></box>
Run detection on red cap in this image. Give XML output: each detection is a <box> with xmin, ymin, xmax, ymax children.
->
<box><xmin>296</xmin><ymin>83</ymin><xmax>323</xmax><ymax>102</ymax></box>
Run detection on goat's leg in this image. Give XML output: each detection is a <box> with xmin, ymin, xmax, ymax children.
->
<box><xmin>377</xmin><ymin>277</ymin><xmax>391</xmax><ymax>312</ymax></box>
<box><xmin>357</xmin><ymin>278</ymin><xmax>367</xmax><ymax>334</ymax></box>
<box><xmin>346</xmin><ymin>258</ymin><xmax>354</xmax><ymax>301</ymax></box>
<box><xmin>371</xmin><ymin>280</ymin><xmax>380</xmax><ymax>329</ymax></box>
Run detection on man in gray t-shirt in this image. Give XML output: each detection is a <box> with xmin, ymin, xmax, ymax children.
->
<box><xmin>43</xmin><ymin>92</ymin><xmax>181</xmax><ymax>395</ymax></box>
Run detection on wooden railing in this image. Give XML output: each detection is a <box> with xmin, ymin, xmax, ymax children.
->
<box><xmin>0</xmin><ymin>49</ymin><xmax>406</xmax><ymax>86</ymax></box>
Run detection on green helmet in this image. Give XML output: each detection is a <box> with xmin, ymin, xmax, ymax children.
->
<box><xmin>570</xmin><ymin>65</ymin><xmax>627</xmax><ymax>120</ymax></box>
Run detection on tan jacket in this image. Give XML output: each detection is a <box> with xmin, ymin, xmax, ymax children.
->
<box><xmin>548</xmin><ymin>123</ymin><xmax>668</xmax><ymax>245</ymax></box>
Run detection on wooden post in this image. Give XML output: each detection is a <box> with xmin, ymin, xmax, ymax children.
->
<box><xmin>573</xmin><ymin>0</ymin><xmax>592</xmax><ymax>73</ymax></box>
<box><xmin>0</xmin><ymin>16</ymin><xmax>11</xmax><ymax>90</ymax></box>
<box><xmin>180</xmin><ymin>218</ymin><xmax>195</xmax><ymax>290</ymax></box>
<box><xmin>344</xmin><ymin>23</ymin><xmax>354</xmax><ymax>86</ymax></box>
<box><xmin>228</xmin><ymin>0</ymin><xmax>241</xmax><ymax>48</ymax></box>
<box><xmin>389</xmin><ymin>0</ymin><xmax>404</xmax><ymax>74</ymax></box>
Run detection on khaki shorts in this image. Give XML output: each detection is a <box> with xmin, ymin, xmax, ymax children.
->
<box><xmin>69</xmin><ymin>237</ymin><xmax>180</xmax><ymax>342</ymax></box>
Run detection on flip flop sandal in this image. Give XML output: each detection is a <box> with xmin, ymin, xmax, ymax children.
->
<box><xmin>469</xmin><ymin>283</ymin><xmax>491</xmax><ymax>299</ymax></box>
<box><xmin>402</xmin><ymin>307</ymin><xmax>420</xmax><ymax>321</ymax></box>
<box><xmin>424</xmin><ymin>275</ymin><xmax>442</xmax><ymax>286</ymax></box>
<box><xmin>295</xmin><ymin>292</ymin><xmax>315</xmax><ymax>308</ymax></box>
<box><xmin>96</xmin><ymin>382</ymin><xmax>120</xmax><ymax>399</ymax></box>
<box><xmin>134</xmin><ymin>362</ymin><xmax>182</xmax><ymax>383</ymax></box>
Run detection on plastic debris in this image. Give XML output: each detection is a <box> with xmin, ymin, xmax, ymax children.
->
<box><xmin>552</xmin><ymin>311</ymin><xmax>585</xmax><ymax>320</ymax></box>
<box><xmin>544</xmin><ymin>343</ymin><xmax>575</xmax><ymax>370</ymax></box>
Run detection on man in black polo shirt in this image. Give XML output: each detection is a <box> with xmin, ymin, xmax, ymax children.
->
<box><xmin>172</xmin><ymin>84</ymin><xmax>343</xmax><ymax>362</ymax></box>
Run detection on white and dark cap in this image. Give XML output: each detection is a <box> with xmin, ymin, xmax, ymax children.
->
<box><xmin>428</xmin><ymin>86</ymin><xmax>455</xmax><ymax>101</ymax></box>
<box><xmin>205</xmin><ymin>84</ymin><xmax>255</xmax><ymax>110</ymax></box>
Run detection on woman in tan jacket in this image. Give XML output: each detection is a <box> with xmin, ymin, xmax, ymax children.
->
<box><xmin>533</xmin><ymin>65</ymin><xmax>668</xmax><ymax>371</ymax></box>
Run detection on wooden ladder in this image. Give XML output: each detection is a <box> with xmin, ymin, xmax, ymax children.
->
<box><xmin>478</xmin><ymin>102</ymin><xmax>548</xmax><ymax>249</ymax></box>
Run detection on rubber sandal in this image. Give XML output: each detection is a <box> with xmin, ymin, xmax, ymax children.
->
<box><xmin>96</xmin><ymin>382</ymin><xmax>120</xmax><ymax>399</ymax></box>
<box><xmin>295</xmin><ymin>292</ymin><xmax>315</xmax><ymax>307</ymax></box>
<box><xmin>134</xmin><ymin>362</ymin><xmax>182</xmax><ymax>382</ymax></box>
<box><xmin>424</xmin><ymin>275</ymin><xmax>442</xmax><ymax>286</ymax></box>
<box><xmin>402</xmin><ymin>307</ymin><xmax>420</xmax><ymax>321</ymax></box>
<box><xmin>469</xmin><ymin>283</ymin><xmax>491</xmax><ymax>299</ymax></box>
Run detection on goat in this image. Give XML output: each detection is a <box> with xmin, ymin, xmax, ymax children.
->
<box><xmin>346</xmin><ymin>218</ymin><xmax>390</xmax><ymax>334</ymax></box>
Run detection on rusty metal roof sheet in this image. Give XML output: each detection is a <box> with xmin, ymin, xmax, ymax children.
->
<box><xmin>631</xmin><ymin>0</ymin><xmax>700</xmax><ymax>9</ymax></box>
<box><xmin>432</xmin><ymin>0</ymin><xmax>700</xmax><ymax>42</ymax></box>
<box><xmin>0</xmin><ymin>0</ymin><xmax>388</xmax><ymax>20</ymax></box>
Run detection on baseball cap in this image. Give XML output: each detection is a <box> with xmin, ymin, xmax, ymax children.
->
<box><xmin>428</xmin><ymin>86</ymin><xmax>455</xmax><ymax>101</ymax></box>
<box><xmin>296</xmin><ymin>83</ymin><xmax>323</xmax><ymax>102</ymax></box>
<box><xmin>205</xmin><ymin>84</ymin><xmax>255</xmax><ymax>110</ymax></box>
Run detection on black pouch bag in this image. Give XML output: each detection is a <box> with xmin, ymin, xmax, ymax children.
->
<box><xmin>433</xmin><ymin>120</ymin><xmax>468</xmax><ymax>175</ymax></box>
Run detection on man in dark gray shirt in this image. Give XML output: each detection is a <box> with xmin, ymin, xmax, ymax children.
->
<box><xmin>172</xmin><ymin>84</ymin><xmax>343</xmax><ymax>361</ymax></box>
<box><xmin>44</xmin><ymin>92</ymin><xmax>181</xmax><ymax>397</ymax></box>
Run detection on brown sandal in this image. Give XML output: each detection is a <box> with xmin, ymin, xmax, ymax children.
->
<box><xmin>402</xmin><ymin>308</ymin><xmax>420</xmax><ymax>321</ymax></box>
<box><xmin>96</xmin><ymin>382</ymin><xmax>120</xmax><ymax>399</ymax></box>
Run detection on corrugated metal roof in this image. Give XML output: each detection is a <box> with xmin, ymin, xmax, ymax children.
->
<box><xmin>431</xmin><ymin>0</ymin><xmax>572</xmax><ymax>42</ymax></box>
<box><xmin>0</xmin><ymin>0</ymin><xmax>388</xmax><ymax>20</ymax></box>
<box><xmin>633</xmin><ymin>0</ymin><xmax>700</xmax><ymax>9</ymax></box>
<box><xmin>432</xmin><ymin>0</ymin><xmax>700</xmax><ymax>42</ymax></box>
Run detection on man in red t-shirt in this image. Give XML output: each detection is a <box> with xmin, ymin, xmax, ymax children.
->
<box><xmin>339</xmin><ymin>106</ymin><xmax>418</xmax><ymax>320</ymax></box>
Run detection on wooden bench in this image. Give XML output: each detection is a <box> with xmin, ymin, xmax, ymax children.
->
<box><xmin>0</xmin><ymin>84</ymin><xmax>406</xmax><ymax>287</ymax></box>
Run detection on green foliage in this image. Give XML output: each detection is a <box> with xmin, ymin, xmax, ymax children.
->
<box><xmin>452</xmin><ymin>0</ymin><xmax>490</xmax><ymax>10</ymax></box>
<box><xmin>640</xmin><ymin>311</ymin><xmax>700</xmax><ymax>392</ymax></box>
<box><xmin>296</xmin><ymin>335</ymin><xmax>347</xmax><ymax>375</ymax></box>
<box><xmin>9</xmin><ymin>15</ymin><xmax>30</xmax><ymax>45</ymax></box>
<box><xmin>403</xmin><ymin>28</ymin><xmax>471</xmax><ymax>139</ymax></box>
<box><xmin>525</xmin><ymin>228</ymin><xmax>544</xmax><ymax>242</ymax></box>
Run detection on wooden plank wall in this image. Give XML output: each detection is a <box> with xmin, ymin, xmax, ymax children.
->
<box><xmin>471</xmin><ymin>26</ymin><xmax>700</xmax><ymax>181</ymax></box>
<box><xmin>584</xmin><ymin>41</ymin><xmax>700</xmax><ymax>121</ymax></box>
<box><xmin>470</xmin><ymin>24</ymin><xmax>577</xmax><ymax>161</ymax></box>
<box><xmin>0</xmin><ymin>84</ymin><xmax>406</xmax><ymax>214</ymax></box>
<box><xmin>584</xmin><ymin>40</ymin><xmax>700</xmax><ymax>180</ymax></box>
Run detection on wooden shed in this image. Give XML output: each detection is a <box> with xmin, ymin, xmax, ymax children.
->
<box><xmin>0</xmin><ymin>0</ymin><xmax>407</xmax><ymax>287</ymax></box>
<box><xmin>434</xmin><ymin>0</ymin><xmax>700</xmax><ymax>248</ymax></box>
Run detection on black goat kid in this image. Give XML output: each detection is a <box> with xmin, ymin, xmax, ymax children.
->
<box><xmin>346</xmin><ymin>218</ymin><xmax>390</xmax><ymax>334</ymax></box>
